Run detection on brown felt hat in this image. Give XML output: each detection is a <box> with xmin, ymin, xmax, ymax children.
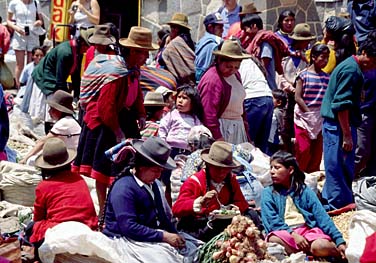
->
<box><xmin>119</xmin><ymin>26</ymin><xmax>159</xmax><ymax>50</ymax></box>
<box><xmin>239</xmin><ymin>2</ymin><xmax>262</xmax><ymax>15</ymax></box>
<box><xmin>88</xmin><ymin>24</ymin><xmax>116</xmax><ymax>46</ymax></box>
<box><xmin>35</xmin><ymin>138</ymin><xmax>76</xmax><ymax>170</ymax></box>
<box><xmin>213</xmin><ymin>39</ymin><xmax>251</xmax><ymax>60</ymax></box>
<box><xmin>167</xmin><ymin>12</ymin><xmax>192</xmax><ymax>30</ymax></box>
<box><xmin>201</xmin><ymin>141</ymin><xmax>240</xmax><ymax>168</ymax></box>
<box><xmin>290</xmin><ymin>23</ymin><xmax>316</xmax><ymax>41</ymax></box>
<box><xmin>47</xmin><ymin>90</ymin><xmax>74</xmax><ymax>115</ymax></box>
<box><xmin>144</xmin><ymin>92</ymin><xmax>167</xmax><ymax>107</ymax></box>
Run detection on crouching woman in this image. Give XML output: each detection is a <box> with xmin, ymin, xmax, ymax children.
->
<box><xmin>102</xmin><ymin>137</ymin><xmax>201</xmax><ymax>262</ymax></box>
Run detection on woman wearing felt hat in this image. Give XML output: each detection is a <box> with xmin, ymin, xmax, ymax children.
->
<box><xmin>26</xmin><ymin>137</ymin><xmax>97</xmax><ymax>261</ymax></box>
<box><xmin>20</xmin><ymin>90</ymin><xmax>81</xmax><ymax>165</ymax></box>
<box><xmin>172</xmin><ymin>141</ymin><xmax>249</xmax><ymax>241</ymax></box>
<box><xmin>74</xmin><ymin>26</ymin><xmax>158</xmax><ymax>218</ymax></box>
<box><xmin>102</xmin><ymin>136</ymin><xmax>200</xmax><ymax>262</ymax></box>
<box><xmin>197</xmin><ymin>39</ymin><xmax>251</xmax><ymax>144</ymax></box>
<box><xmin>159</xmin><ymin>12</ymin><xmax>195</xmax><ymax>85</ymax></box>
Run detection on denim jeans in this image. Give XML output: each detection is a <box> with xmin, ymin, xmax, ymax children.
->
<box><xmin>244</xmin><ymin>96</ymin><xmax>273</xmax><ymax>153</ymax></box>
<box><xmin>322</xmin><ymin>118</ymin><xmax>357</xmax><ymax>211</ymax></box>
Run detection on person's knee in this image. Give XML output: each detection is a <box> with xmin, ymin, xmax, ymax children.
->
<box><xmin>310</xmin><ymin>239</ymin><xmax>336</xmax><ymax>257</ymax></box>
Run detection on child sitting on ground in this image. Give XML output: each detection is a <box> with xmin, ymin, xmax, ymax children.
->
<box><xmin>261</xmin><ymin>151</ymin><xmax>346</xmax><ymax>260</ymax></box>
<box><xmin>267</xmin><ymin>89</ymin><xmax>287</xmax><ymax>156</ymax></box>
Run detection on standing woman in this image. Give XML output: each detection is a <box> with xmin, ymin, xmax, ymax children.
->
<box><xmin>73</xmin><ymin>26</ymin><xmax>155</xmax><ymax>217</ymax></box>
<box><xmin>275</xmin><ymin>10</ymin><xmax>296</xmax><ymax>50</ymax></box>
<box><xmin>7</xmin><ymin>0</ymin><xmax>44</xmax><ymax>88</ymax></box>
<box><xmin>68</xmin><ymin>0</ymin><xmax>100</xmax><ymax>37</ymax></box>
<box><xmin>161</xmin><ymin>13</ymin><xmax>195</xmax><ymax>85</ymax></box>
<box><xmin>197</xmin><ymin>39</ymin><xmax>251</xmax><ymax>144</ymax></box>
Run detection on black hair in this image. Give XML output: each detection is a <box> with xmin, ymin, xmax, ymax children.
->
<box><xmin>31</xmin><ymin>46</ymin><xmax>45</xmax><ymax>56</ymax></box>
<box><xmin>176</xmin><ymin>84</ymin><xmax>204</xmax><ymax>122</ymax></box>
<box><xmin>145</xmin><ymin>105</ymin><xmax>164</xmax><ymax>120</ymax></box>
<box><xmin>158</xmin><ymin>27</ymin><xmax>170</xmax><ymax>50</ymax></box>
<box><xmin>241</xmin><ymin>13</ymin><xmax>263</xmax><ymax>31</ymax></box>
<box><xmin>309</xmin><ymin>43</ymin><xmax>330</xmax><ymax>65</ymax></box>
<box><xmin>359</xmin><ymin>29</ymin><xmax>376</xmax><ymax>58</ymax></box>
<box><xmin>272</xmin><ymin>89</ymin><xmax>287</xmax><ymax>108</ymax></box>
<box><xmin>177</xmin><ymin>26</ymin><xmax>195</xmax><ymax>51</ymax></box>
<box><xmin>270</xmin><ymin>151</ymin><xmax>306</xmax><ymax>196</ymax></box>
<box><xmin>276</xmin><ymin>10</ymin><xmax>295</xmax><ymax>32</ymax></box>
<box><xmin>41</xmin><ymin>164</ymin><xmax>72</xmax><ymax>179</ymax></box>
<box><xmin>104</xmin><ymin>22</ymin><xmax>119</xmax><ymax>41</ymax></box>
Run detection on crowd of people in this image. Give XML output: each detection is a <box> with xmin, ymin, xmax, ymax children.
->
<box><xmin>0</xmin><ymin>0</ymin><xmax>376</xmax><ymax>262</ymax></box>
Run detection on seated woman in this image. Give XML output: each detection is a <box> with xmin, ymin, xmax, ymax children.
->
<box><xmin>102</xmin><ymin>136</ymin><xmax>196</xmax><ymax>262</ymax></box>
<box><xmin>261</xmin><ymin>151</ymin><xmax>346</xmax><ymax>260</ymax></box>
<box><xmin>172</xmin><ymin>141</ymin><xmax>249</xmax><ymax>242</ymax></box>
<box><xmin>27</xmin><ymin>137</ymin><xmax>98</xmax><ymax>260</ymax></box>
<box><xmin>20</xmin><ymin>90</ymin><xmax>81</xmax><ymax>165</ymax></box>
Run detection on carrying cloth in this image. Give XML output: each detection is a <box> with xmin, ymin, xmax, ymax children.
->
<box><xmin>353</xmin><ymin>176</ymin><xmax>376</xmax><ymax>213</ymax></box>
<box><xmin>79</xmin><ymin>54</ymin><xmax>131</xmax><ymax>110</ymax></box>
<box><xmin>140</xmin><ymin>66</ymin><xmax>176</xmax><ymax>94</ymax></box>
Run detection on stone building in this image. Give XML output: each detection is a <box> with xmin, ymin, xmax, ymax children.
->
<box><xmin>0</xmin><ymin>0</ymin><xmax>348</xmax><ymax>42</ymax></box>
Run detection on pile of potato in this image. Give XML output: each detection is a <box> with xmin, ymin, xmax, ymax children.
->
<box><xmin>210</xmin><ymin>215</ymin><xmax>275</xmax><ymax>263</ymax></box>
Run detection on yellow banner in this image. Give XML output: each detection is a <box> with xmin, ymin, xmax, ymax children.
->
<box><xmin>50</xmin><ymin>0</ymin><xmax>72</xmax><ymax>42</ymax></box>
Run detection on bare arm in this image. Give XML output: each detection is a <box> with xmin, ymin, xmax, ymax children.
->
<box><xmin>19</xmin><ymin>133</ymin><xmax>55</xmax><ymax>164</ymax></box>
<box><xmin>337</xmin><ymin>110</ymin><xmax>352</xmax><ymax>152</ymax></box>
<box><xmin>295</xmin><ymin>78</ymin><xmax>309</xmax><ymax>112</ymax></box>
<box><xmin>7</xmin><ymin>12</ymin><xmax>24</xmax><ymax>36</ymax></box>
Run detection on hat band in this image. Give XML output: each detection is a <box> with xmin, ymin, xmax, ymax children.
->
<box><xmin>44</xmin><ymin>151</ymin><xmax>69</xmax><ymax>165</ymax></box>
<box><xmin>140</xmin><ymin>145</ymin><xmax>168</xmax><ymax>165</ymax></box>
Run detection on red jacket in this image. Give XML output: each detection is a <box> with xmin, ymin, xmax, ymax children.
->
<box><xmin>0</xmin><ymin>25</ymin><xmax>10</xmax><ymax>55</ymax></box>
<box><xmin>30</xmin><ymin>172</ymin><xmax>98</xmax><ymax>243</ymax></box>
<box><xmin>172</xmin><ymin>169</ymin><xmax>249</xmax><ymax>218</ymax></box>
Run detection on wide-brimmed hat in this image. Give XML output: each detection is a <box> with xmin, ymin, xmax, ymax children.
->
<box><xmin>155</xmin><ymin>86</ymin><xmax>177</xmax><ymax>97</ymax></box>
<box><xmin>35</xmin><ymin>138</ymin><xmax>77</xmax><ymax>170</ymax></box>
<box><xmin>144</xmin><ymin>92</ymin><xmax>167</xmax><ymax>107</ymax></box>
<box><xmin>213</xmin><ymin>39</ymin><xmax>252</xmax><ymax>60</ymax></box>
<box><xmin>167</xmin><ymin>13</ymin><xmax>191</xmax><ymax>30</ymax></box>
<box><xmin>88</xmin><ymin>24</ymin><xmax>116</xmax><ymax>46</ymax></box>
<box><xmin>290</xmin><ymin>23</ymin><xmax>316</xmax><ymax>41</ymax></box>
<box><xmin>132</xmin><ymin>137</ymin><xmax>176</xmax><ymax>170</ymax></box>
<box><xmin>47</xmin><ymin>90</ymin><xmax>74</xmax><ymax>114</ymax></box>
<box><xmin>119</xmin><ymin>26</ymin><xmax>159</xmax><ymax>50</ymax></box>
<box><xmin>239</xmin><ymin>2</ymin><xmax>262</xmax><ymax>15</ymax></box>
<box><xmin>201</xmin><ymin>141</ymin><xmax>240</xmax><ymax>168</ymax></box>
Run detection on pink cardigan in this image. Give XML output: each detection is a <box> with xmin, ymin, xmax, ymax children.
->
<box><xmin>197</xmin><ymin>66</ymin><xmax>242</xmax><ymax>139</ymax></box>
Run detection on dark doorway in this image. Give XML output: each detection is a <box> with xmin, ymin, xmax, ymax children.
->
<box><xmin>98</xmin><ymin>0</ymin><xmax>139</xmax><ymax>38</ymax></box>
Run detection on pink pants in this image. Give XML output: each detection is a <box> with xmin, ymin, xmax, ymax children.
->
<box><xmin>294</xmin><ymin>125</ymin><xmax>323</xmax><ymax>173</ymax></box>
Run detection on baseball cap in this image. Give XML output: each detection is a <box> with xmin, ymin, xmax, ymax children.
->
<box><xmin>204</xmin><ymin>12</ymin><xmax>225</xmax><ymax>26</ymax></box>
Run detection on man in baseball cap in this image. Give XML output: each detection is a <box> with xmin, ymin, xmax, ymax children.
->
<box><xmin>195</xmin><ymin>12</ymin><xmax>224</xmax><ymax>82</ymax></box>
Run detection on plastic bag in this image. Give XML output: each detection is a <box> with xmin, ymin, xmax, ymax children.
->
<box><xmin>0</xmin><ymin>61</ymin><xmax>14</xmax><ymax>90</ymax></box>
<box><xmin>353</xmin><ymin>176</ymin><xmax>376</xmax><ymax>213</ymax></box>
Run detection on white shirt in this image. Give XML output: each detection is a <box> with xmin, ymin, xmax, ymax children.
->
<box><xmin>239</xmin><ymin>58</ymin><xmax>272</xmax><ymax>99</ymax></box>
<box><xmin>8</xmin><ymin>0</ymin><xmax>40</xmax><ymax>27</ymax></box>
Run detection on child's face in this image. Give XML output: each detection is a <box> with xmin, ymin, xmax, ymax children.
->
<box><xmin>270</xmin><ymin>160</ymin><xmax>293</xmax><ymax>188</ymax></box>
<box><xmin>166</xmin><ymin>94</ymin><xmax>175</xmax><ymax>109</ymax></box>
<box><xmin>32</xmin><ymin>49</ymin><xmax>44</xmax><ymax>65</ymax></box>
<box><xmin>312</xmin><ymin>51</ymin><xmax>329</xmax><ymax>69</ymax></box>
<box><xmin>48</xmin><ymin>107</ymin><xmax>61</xmax><ymax>121</ymax></box>
<box><xmin>273</xmin><ymin>97</ymin><xmax>282</xmax><ymax>108</ymax></box>
<box><xmin>176</xmin><ymin>92</ymin><xmax>192</xmax><ymax>113</ymax></box>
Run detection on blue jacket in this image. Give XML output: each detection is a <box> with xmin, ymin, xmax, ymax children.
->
<box><xmin>195</xmin><ymin>32</ymin><xmax>222</xmax><ymax>82</ymax></box>
<box><xmin>261</xmin><ymin>185</ymin><xmax>345</xmax><ymax>246</ymax></box>
<box><xmin>103</xmin><ymin>173</ymin><xmax>177</xmax><ymax>242</ymax></box>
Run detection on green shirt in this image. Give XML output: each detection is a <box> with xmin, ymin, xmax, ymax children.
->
<box><xmin>320</xmin><ymin>56</ymin><xmax>364</xmax><ymax>127</ymax></box>
<box><xmin>32</xmin><ymin>41</ymin><xmax>74</xmax><ymax>96</ymax></box>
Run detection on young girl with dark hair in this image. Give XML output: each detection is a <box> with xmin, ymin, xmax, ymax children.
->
<box><xmin>275</xmin><ymin>10</ymin><xmax>296</xmax><ymax>49</ymax></box>
<box><xmin>294</xmin><ymin>43</ymin><xmax>330</xmax><ymax>173</ymax></box>
<box><xmin>159</xmin><ymin>84</ymin><xmax>203</xmax><ymax>204</ymax></box>
<box><xmin>261</xmin><ymin>151</ymin><xmax>347</xmax><ymax>260</ymax></box>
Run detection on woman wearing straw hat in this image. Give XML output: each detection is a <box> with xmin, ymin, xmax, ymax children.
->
<box><xmin>74</xmin><ymin>26</ymin><xmax>157</xmax><ymax>217</ymax></box>
<box><xmin>172</xmin><ymin>141</ymin><xmax>249</xmax><ymax>241</ymax></box>
<box><xmin>102</xmin><ymin>137</ymin><xmax>200</xmax><ymax>262</ymax></box>
<box><xmin>26</xmin><ymin>137</ymin><xmax>97</xmax><ymax>261</ymax></box>
<box><xmin>20</xmin><ymin>90</ymin><xmax>81</xmax><ymax>165</ymax></box>
<box><xmin>197</xmin><ymin>39</ymin><xmax>251</xmax><ymax>145</ymax></box>
<box><xmin>160</xmin><ymin>12</ymin><xmax>195</xmax><ymax>85</ymax></box>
